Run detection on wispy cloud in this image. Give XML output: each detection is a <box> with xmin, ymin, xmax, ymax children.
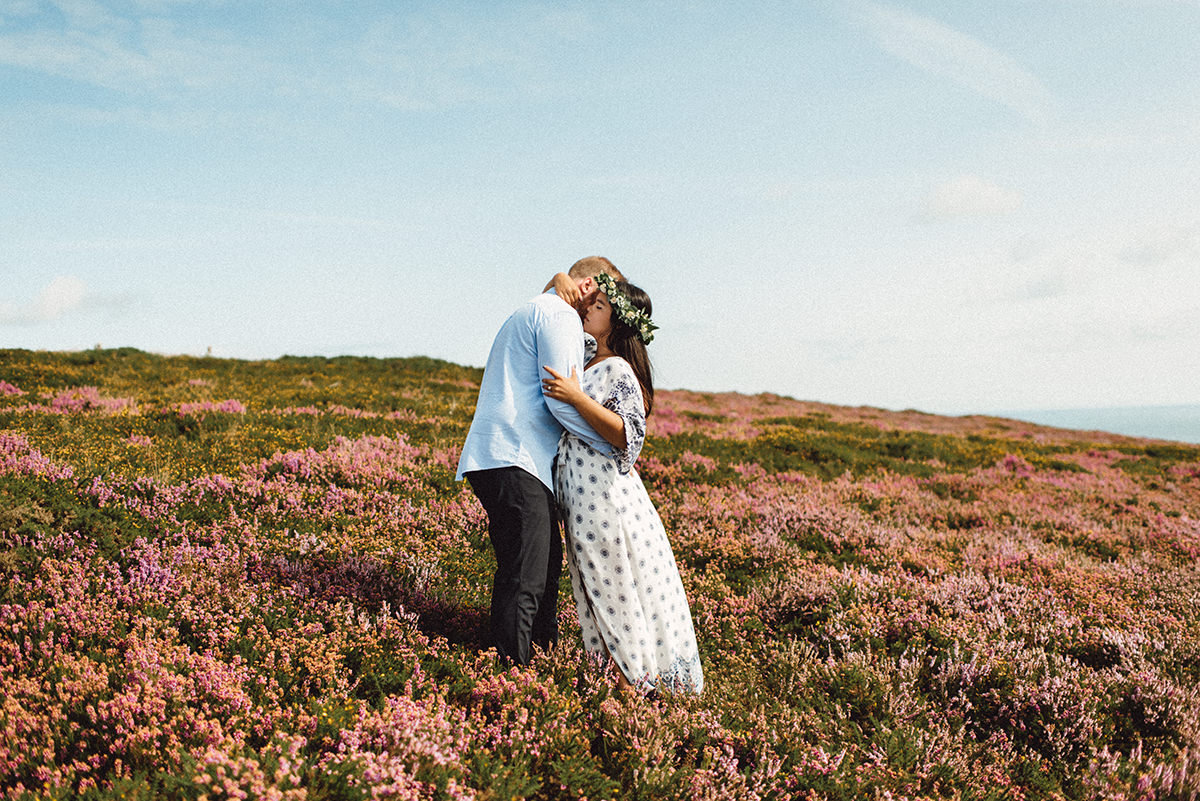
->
<box><xmin>0</xmin><ymin>8</ymin><xmax>268</xmax><ymax>97</ymax></box>
<box><xmin>49</xmin><ymin>0</ymin><xmax>127</xmax><ymax>31</ymax></box>
<box><xmin>0</xmin><ymin>0</ymin><xmax>42</xmax><ymax>18</ymax></box>
<box><xmin>853</xmin><ymin>2</ymin><xmax>1053</xmax><ymax>124</ymax></box>
<box><xmin>968</xmin><ymin>219</ymin><xmax>1200</xmax><ymax>317</ymax></box>
<box><xmin>0</xmin><ymin>4</ymin><xmax>590</xmax><ymax>118</ymax></box>
<box><xmin>1118</xmin><ymin>225</ymin><xmax>1199</xmax><ymax>267</ymax></box>
<box><xmin>921</xmin><ymin>174</ymin><xmax>1023</xmax><ymax>219</ymax></box>
<box><xmin>338</xmin><ymin>7</ymin><xmax>591</xmax><ymax>112</ymax></box>
<box><xmin>1</xmin><ymin>275</ymin><xmax>87</xmax><ymax>324</ymax></box>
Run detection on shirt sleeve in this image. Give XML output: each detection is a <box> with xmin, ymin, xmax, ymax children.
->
<box><xmin>598</xmin><ymin>359</ymin><xmax>646</xmax><ymax>474</ymax></box>
<box><xmin>535</xmin><ymin>302</ymin><xmax>613</xmax><ymax>454</ymax></box>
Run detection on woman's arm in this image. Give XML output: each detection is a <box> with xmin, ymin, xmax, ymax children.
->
<box><xmin>543</xmin><ymin>272</ymin><xmax>580</xmax><ymax>306</ymax></box>
<box><xmin>542</xmin><ymin>365</ymin><xmax>627</xmax><ymax>449</ymax></box>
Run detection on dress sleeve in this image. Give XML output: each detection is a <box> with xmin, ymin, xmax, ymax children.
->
<box><xmin>596</xmin><ymin>359</ymin><xmax>646</xmax><ymax>474</ymax></box>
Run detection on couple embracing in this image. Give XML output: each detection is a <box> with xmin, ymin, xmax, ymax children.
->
<box><xmin>455</xmin><ymin>256</ymin><xmax>703</xmax><ymax>695</ymax></box>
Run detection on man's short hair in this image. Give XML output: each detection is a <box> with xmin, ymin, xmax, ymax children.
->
<box><xmin>568</xmin><ymin>256</ymin><xmax>624</xmax><ymax>283</ymax></box>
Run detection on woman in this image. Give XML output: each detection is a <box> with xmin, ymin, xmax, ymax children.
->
<box><xmin>542</xmin><ymin>274</ymin><xmax>704</xmax><ymax>695</ymax></box>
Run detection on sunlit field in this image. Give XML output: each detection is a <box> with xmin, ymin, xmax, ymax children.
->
<box><xmin>2</xmin><ymin>347</ymin><xmax>1198</xmax><ymax>800</ymax></box>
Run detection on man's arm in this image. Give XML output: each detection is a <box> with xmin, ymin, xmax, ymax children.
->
<box><xmin>535</xmin><ymin>306</ymin><xmax>613</xmax><ymax>453</ymax></box>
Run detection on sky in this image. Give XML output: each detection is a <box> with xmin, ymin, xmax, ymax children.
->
<box><xmin>2</xmin><ymin>0</ymin><xmax>1198</xmax><ymax>416</ymax></box>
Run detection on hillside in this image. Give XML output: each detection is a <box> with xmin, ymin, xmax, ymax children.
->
<box><xmin>1</xmin><ymin>347</ymin><xmax>1198</xmax><ymax>800</ymax></box>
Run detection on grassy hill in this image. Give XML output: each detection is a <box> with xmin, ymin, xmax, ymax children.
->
<box><xmin>1</xmin><ymin>347</ymin><xmax>1198</xmax><ymax>800</ymax></box>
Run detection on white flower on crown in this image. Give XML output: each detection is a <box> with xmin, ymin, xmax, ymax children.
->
<box><xmin>595</xmin><ymin>273</ymin><xmax>658</xmax><ymax>344</ymax></box>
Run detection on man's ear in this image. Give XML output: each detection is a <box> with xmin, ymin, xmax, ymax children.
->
<box><xmin>577</xmin><ymin>277</ymin><xmax>596</xmax><ymax>296</ymax></box>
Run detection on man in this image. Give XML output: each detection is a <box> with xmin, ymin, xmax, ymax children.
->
<box><xmin>457</xmin><ymin>256</ymin><xmax>625</xmax><ymax>665</ymax></box>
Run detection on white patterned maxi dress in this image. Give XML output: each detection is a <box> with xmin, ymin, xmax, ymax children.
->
<box><xmin>554</xmin><ymin>356</ymin><xmax>704</xmax><ymax>694</ymax></box>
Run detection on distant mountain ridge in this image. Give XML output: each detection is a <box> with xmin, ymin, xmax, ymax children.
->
<box><xmin>994</xmin><ymin>403</ymin><xmax>1200</xmax><ymax>445</ymax></box>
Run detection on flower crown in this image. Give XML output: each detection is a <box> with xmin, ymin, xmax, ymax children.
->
<box><xmin>595</xmin><ymin>272</ymin><xmax>658</xmax><ymax>345</ymax></box>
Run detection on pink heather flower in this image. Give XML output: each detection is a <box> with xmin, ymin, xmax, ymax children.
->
<box><xmin>43</xmin><ymin>385</ymin><xmax>136</xmax><ymax>414</ymax></box>
<box><xmin>0</xmin><ymin>432</ymin><xmax>75</xmax><ymax>479</ymax></box>
<box><xmin>997</xmin><ymin>453</ymin><xmax>1035</xmax><ymax>478</ymax></box>
<box><xmin>647</xmin><ymin>404</ymin><xmax>683</xmax><ymax>437</ymax></box>
<box><xmin>733</xmin><ymin>462</ymin><xmax>768</xmax><ymax>479</ymax></box>
<box><xmin>677</xmin><ymin>451</ymin><xmax>718</xmax><ymax>473</ymax></box>
<box><xmin>1168</xmin><ymin>461</ymin><xmax>1200</xmax><ymax>480</ymax></box>
<box><xmin>432</xmin><ymin>446</ymin><xmax>462</xmax><ymax>471</ymax></box>
<box><xmin>49</xmin><ymin>385</ymin><xmax>103</xmax><ymax>411</ymax></box>
<box><xmin>288</xmin><ymin>406</ymin><xmax>323</xmax><ymax>416</ymax></box>
<box><xmin>328</xmin><ymin>404</ymin><xmax>382</xmax><ymax>419</ymax></box>
<box><xmin>0</xmin><ymin>380</ymin><xmax>25</xmax><ymax>396</ymax></box>
<box><xmin>177</xmin><ymin>399</ymin><xmax>247</xmax><ymax>416</ymax></box>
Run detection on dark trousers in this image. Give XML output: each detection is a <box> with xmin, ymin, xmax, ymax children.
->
<box><xmin>466</xmin><ymin>467</ymin><xmax>561</xmax><ymax>665</ymax></box>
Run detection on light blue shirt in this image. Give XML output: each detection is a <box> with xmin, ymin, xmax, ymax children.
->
<box><xmin>456</xmin><ymin>290</ymin><xmax>611</xmax><ymax>491</ymax></box>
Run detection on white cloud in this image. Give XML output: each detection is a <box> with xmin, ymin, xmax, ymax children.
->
<box><xmin>1118</xmin><ymin>225</ymin><xmax>1199</xmax><ymax>267</ymax></box>
<box><xmin>922</xmin><ymin>174</ymin><xmax>1023</xmax><ymax>219</ymax></box>
<box><xmin>0</xmin><ymin>3</ymin><xmax>582</xmax><ymax>117</ymax></box>
<box><xmin>129</xmin><ymin>0</ymin><xmax>230</xmax><ymax>10</ymax></box>
<box><xmin>775</xmin><ymin>211</ymin><xmax>1200</xmax><ymax>411</ymax></box>
<box><xmin>0</xmin><ymin>0</ymin><xmax>41</xmax><ymax>17</ymax></box>
<box><xmin>342</xmin><ymin>7</ymin><xmax>580</xmax><ymax>112</ymax></box>
<box><xmin>48</xmin><ymin>0</ymin><xmax>127</xmax><ymax>32</ymax></box>
<box><xmin>854</xmin><ymin>2</ymin><xmax>1053</xmax><ymax>124</ymax></box>
<box><xmin>1</xmin><ymin>275</ymin><xmax>88</xmax><ymax>324</ymax></box>
<box><xmin>0</xmin><ymin>4</ymin><xmax>275</xmax><ymax>98</ymax></box>
<box><xmin>1009</xmin><ymin>222</ymin><xmax>1200</xmax><ymax>294</ymax></box>
<box><xmin>0</xmin><ymin>25</ymin><xmax>179</xmax><ymax>94</ymax></box>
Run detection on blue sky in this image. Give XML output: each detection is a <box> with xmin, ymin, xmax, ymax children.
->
<box><xmin>2</xmin><ymin>1</ymin><xmax>1198</xmax><ymax>415</ymax></box>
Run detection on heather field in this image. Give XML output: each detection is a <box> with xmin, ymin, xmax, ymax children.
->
<box><xmin>2</xmin><ymin>348</ymin><xmax>1200</xmax><ymax>801</ymax></box>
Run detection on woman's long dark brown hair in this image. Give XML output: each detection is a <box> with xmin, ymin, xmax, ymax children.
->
<box><xmin>607</xmin><ymin>281</ymin><xmax>655</xmax><ymax>415</ymax></box>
